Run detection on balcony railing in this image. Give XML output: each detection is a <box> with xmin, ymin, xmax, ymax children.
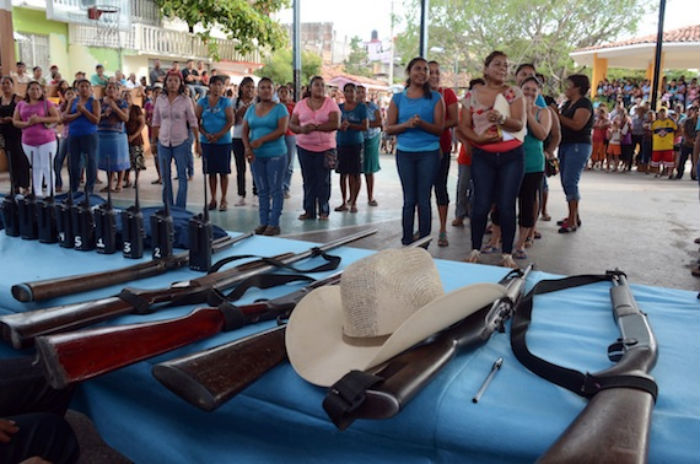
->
<box><xmin>69</xmin><ymin>23</ymin><xmax>262</xmax><ymax>64</ymax></box>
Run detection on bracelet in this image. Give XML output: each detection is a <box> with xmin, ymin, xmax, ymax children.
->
<box><xmin>498</xmin><ymin>114</ymin><xmax>507</xmax><ymax>125</ymax></box>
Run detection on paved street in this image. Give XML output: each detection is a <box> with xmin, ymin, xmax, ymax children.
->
<box><xmin>2</xmin><ymin>152</ymin><xmax>699</xmax><ymax>291</ymax></box>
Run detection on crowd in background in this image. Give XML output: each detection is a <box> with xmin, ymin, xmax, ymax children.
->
<box><xmin>1</xmin><ymin>58</ymin><xmax>700</xmax><ymax>274</ymax></box>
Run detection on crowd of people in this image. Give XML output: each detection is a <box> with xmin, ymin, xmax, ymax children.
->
<box><xmin>1</xmin><ymin>58</ymin><xmax>700</xmax><ymax>270</ymax></box>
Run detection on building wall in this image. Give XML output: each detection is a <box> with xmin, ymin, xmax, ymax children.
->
<box><xmin>121</xmin><ymin>53</ymin><xmax>149</xmax><ymax>80</ymax></box>
<box><xmin>67</xmin><ymin>43</ymin><xmax>120</xmax><ymax>77</ymax></box>
<box><xmin>12</xmin><ymin>7</ymin><xmax>69</xmax><ymax>72</ymax></box>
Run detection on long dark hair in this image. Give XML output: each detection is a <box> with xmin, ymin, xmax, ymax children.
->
<box><xmin>404</xmin><ymin>57</ymin><xmax>431</xmax><ymax>99</ymax></box>
<box><xmin>23</xmin><ymin>81</ymin><xmax>45</xmax><ymax>102</ymax></box>
<box><xmin>164</xmin><ymin>71</ymin><xmax>185</xmax><ymax>95</ymax></box>
<box><xmin>303</xmin><ymin>75</ymin><xmax>324</xmax><ymax>99</ymax></box>
<box><xmin>256</xmin><ymin>77</ymin><xmax>274</xmax><ymax>103</ymax></box>
<box><xmin>236</xmin><ymin>76</ymin><xmax>255</xmax><ymax>109</ymax></box>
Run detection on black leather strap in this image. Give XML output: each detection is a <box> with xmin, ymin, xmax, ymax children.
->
<box><xmin>322</xmin><ymin>370</ymin><xmax>384</xmax><ymax>431</ymax></box>
<box><xmin>206</xmin><ymin>273</ymin><xmax>315</xmax><ymax>305</ymax></box>
<box><xmin>209</xmin><ymin>248</ymin><xmax>341</xmax><ymax>275</ymax></box>
<box><xmin>510</xmin><ymin>273</ymin><xmax>658</xmax><ymax>400</ymax></box>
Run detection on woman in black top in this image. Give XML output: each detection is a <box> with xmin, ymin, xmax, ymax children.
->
<box><xmin>0</xmin><ymin>76</ymin><xmax>30</xmax><ymax>193</ymax></box>
<box><xmin>556</xmin><ymin>74</ymin><xmax>593</xmax><ymax>233</ymax></box>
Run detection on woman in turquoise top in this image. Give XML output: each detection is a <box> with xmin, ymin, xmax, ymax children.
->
<box><xmin>242</xmin><ymin>77</ymin><xmax>289</xmax><ymax>236</ymax></box>
<box><xmin>196</xmin><ymin>75</ymin><xmax>234</xmax><ymax>211</ymax></box>
<box><xmin>335</xmin><ymin>82</ymin><xmax>368</xmax><ymax>213</ymax></box>
<box><xmin>385</xmin><ymin>57</ymin><xmax>444</xmax><ymax>245</ymax></box>
<box><xmin>513</xmin><ymin>76</ymin><xmax>550</xmax><ymax>259</ymax></box>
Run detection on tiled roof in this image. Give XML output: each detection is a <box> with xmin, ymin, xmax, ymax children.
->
<box><xmin>577</xmin><ymin>24</ymin><xmax>700</xmax><ymax>52</ymax></box>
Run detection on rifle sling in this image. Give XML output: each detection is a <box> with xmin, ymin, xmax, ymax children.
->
<box><xmin>207</xmin><ymin>273</ymin><xmax>315</xmax><ymax>306</ymax></box>
<box><xmin>208</xmin><ymin>248</ymin><xmax>341</xmax><ymax>275</ymax></box>
<box><xmin>510</xmin><ymin>273</ymin><xmax>658</xmax><ymax>401</ymax></box>
<box><xmin>323</xmin><ymin>370</ymin><xmax>384</xmax><ymax>430</ymax></box>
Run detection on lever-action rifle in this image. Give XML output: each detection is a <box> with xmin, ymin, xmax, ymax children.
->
<box><xmin>12</xmin><ymin>234</ymin><xmax>248</xmax><ymax>302</ymax></box>
<box><xmin>151</xmin><ymin>237</ymin><xmax>433</xmax><ymax>411</ymax></box>
<box><xmin>321</xmin><ymin>264</ymin><xmax>533</xmax><ymax>430</ymax></box>
<box><xmin>0</xmin><ymin>228</ymin><xmax>375</xmax><ymax>348</ymax></box>
<box><xmin>37</xmin><ymin>272</ymin><xmax>342</xmax><ymax>389</ymax></box>
<box><xmin>510</xmin><ymin>270</ymin><xmax>658</xmax><ymax>464</ymax></box>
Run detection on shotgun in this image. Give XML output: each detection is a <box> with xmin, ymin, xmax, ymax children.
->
<box><xmin>12</xmin><ymin>234</ymin><xmax>250</xmax><ymax>302</ymax></box>
<box><xmin>37</xmin><ymin>272</ymin><xmax>342</xmax><ymax>389</ymax></box>
<box><xmin>536</xmin><ymin>271</ymin><xmax>658</xmax><ymax>464</ymax></box>
<box><xmin>321</xmin><ymin>265</ymin><xmax>533</xmax><ymax>430</ymax></box>
<box><xmin>0</xmin><ymin>228</ymin><xmax>375</xmax><ymax>349</ymax></box>
<box><xmin>152</xmin><ymin>237</ymin><xmax>434</xmax><ymax>411</ymax></box>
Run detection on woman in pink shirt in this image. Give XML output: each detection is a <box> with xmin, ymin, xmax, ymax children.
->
<box><xmin>289</xmin><ymin>76</ymin><xmax>340</xmax><ymax>220</ymax></box>
<box><xmin>12</xmin><ymin>81</ymin><xmax>61</xmax><ymax>198</ymax></box>
<box><xmin>151</xmin><ymin>70</ymin><xmax>199</xmax><ymax>208</ymax></box>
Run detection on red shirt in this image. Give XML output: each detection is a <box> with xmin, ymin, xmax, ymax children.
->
<box><xmin>284</xmin><ymin>102</ymin><xmax>296</xmax><ymax>135</ymax></box>
<box><xmin>439</xmin><ymin>87</ymin><xmax>458</xmax><ymax>155</ymax></box>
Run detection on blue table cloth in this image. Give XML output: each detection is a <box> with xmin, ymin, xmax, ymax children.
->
<box><xmin>0</xmin><ymin>231</ymin><xmax>698</xmax><ymax>463</ymax></box>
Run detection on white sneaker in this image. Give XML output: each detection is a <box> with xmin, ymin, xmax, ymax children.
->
<box><xmin>465</xmin><ymin>249</ymin><xmax>480</xmax><ymax>263</ymax></box>
<box><xmin>234</xmin><ymin>197</ymin><xmax>246</xmax><ymax>206</ymax></box>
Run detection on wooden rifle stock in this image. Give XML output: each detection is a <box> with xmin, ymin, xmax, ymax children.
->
<box><xmin>36</xmin><ymin>273</ymin><xmax>343</xmax><ymax>389</ymax></box>
<box><xmin>538</xmin><ymin>271</ymin><xmax>657</xmax><ymax>463</ymax></box>
<box><xmin>1</xmin><ymin>228</ymin><xmax>376</xmax><ymax>348</ymax></box>
<box><xmin>153</xmin><ymin>325</ymin><xmax>288</xmax><ymax>411</ymax></box>
<box><xmin>12</xmin><ymin>234</ymin><xmax>251</xmax><ymax>302</ymax></box>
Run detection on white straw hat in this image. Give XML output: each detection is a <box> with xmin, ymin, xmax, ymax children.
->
<box><xmin>285</xmin><ymin>248</ymin><xmax>507</xmax><ymax>386</ymax></box>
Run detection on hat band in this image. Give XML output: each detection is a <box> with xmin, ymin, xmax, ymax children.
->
<box><xmin>341</xmin><ymin>332</ymin><xmax>390</xmax><ymax>348</ymax></box>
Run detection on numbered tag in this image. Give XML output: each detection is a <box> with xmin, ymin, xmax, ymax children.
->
<box><xmin>123</xmin><ymin>242</ymin><xmax>132</xmax><ymax>254</ymax></box>
<box><xmin>154</xmin><ymin>247</ymin><xmax>161</xmax><ymax>258</ymax></box>
<box><xmin>74</xmin><ymin>235</ymin><xmax>82</xmax><ymax>248</ymax></box>
<box><xmin>97</xmin><ymin>237</ymin><xmax>105</xmax><ymax>249</ymax></box>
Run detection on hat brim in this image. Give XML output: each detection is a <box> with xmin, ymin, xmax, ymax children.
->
<box><xmin>286</xmin><ymin>283</ymin><xmax>507</xmax><ymax>386</ymax></box>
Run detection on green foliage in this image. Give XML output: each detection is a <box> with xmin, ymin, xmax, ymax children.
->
<box><xmin>344</xmin><ymin>36</ymin><xmax>373</xmax><ymax>78</ymax></box>
<box><xmin>255</xmin><ymin>48</ymin><xmax>322</xmax><ymax>85</ymax></box>
<box><xmin>395</xmin><ymin>0</ymin><xmax>653</xmax><ymax>92</ymax></box>
<box><xmin>154</xmin><ymin>0</ymin><xmax>288</xmax><ymax>58</ymax></box>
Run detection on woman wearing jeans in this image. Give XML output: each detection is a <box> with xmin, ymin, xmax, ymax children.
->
<box><xmin>385</xmin><ymin>57</ymin><xmax>444</xmax><ymax>245</ymax></box>
<box><xmin>290</xmin><ymin>76</ymin><xmax>340</xmax><ymax>220</ymax></box>
<box><xmin>459</xmin><ymin>51</ymin><xmax>526</xmax><ymax>268</ymax></box>
<box><xmin>243</xmin><ymin>77</ymin><xmax>289</xmax><ymax>236</ymax></box>
<box><xmin>151</xmin><ymin>70</ymin><xmax>199</xmax><ymax>208</ymax></box>
<box><xmin>63</xmin><ymin>79</ymin><xmax>100</xmax><ymax>193</ymax></box>
<box><xmin>556</xmin><ymin>74</ymin><xmax>594</xmax><ymax>233</ymax></box>
<box><xmin>278</xmin><ymin>85</ymin><xmax>297</xmax><ymax>198</ymax></box>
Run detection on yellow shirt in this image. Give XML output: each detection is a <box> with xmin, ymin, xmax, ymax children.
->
<box><xmin>651</xmin><ymin>118</ymin><xmax>677</xmax><ymax>151</ymax></box>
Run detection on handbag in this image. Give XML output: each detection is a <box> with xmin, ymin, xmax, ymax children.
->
<box><xmin>323</xmin><ymin>149</ymin><xmax>337</xmax><ymax>170</ymax></box>
<box><xmin>545</xmin><ymin>157</ymin><xmax>559</xmax><ymax>177</ymax></box>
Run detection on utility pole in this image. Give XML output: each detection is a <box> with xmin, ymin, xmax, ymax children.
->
<box><xmin>388</xmin><ymin>0</ymin><xmax>394</xmax><ymax>85</ymax></box>
<box><xmin>419</xmin><ymin>0</ymin><xmax>429</xmax><ymax>58</ymax></box>
<box><xmin>650</xmin><ymin>0</ymin><xmax>666</xmax><ymax>110</ymax></box>
<box><xmin>292</xmin><ymin>0</ymin><xmax>301</xmax><ymax>100</ymax></box>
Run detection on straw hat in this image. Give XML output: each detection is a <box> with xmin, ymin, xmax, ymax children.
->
<box><xmin>285</xmin><ymin>248</ymin><xmax>507</xmax><ymax>386</ymax></box>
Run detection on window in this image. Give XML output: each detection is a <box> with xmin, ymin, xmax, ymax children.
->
<box><xmin>17</xmin><ymin>34</ymin><xmax>50</xmax><ymax>72</ymax></box>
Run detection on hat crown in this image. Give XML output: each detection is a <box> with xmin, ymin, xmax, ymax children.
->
<box><xmin>340</xmin><ymin>248</ymin><xmax>444</xmax><ymax>338</ymax></box>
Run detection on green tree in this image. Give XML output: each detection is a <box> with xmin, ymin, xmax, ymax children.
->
<box><xmin>255</xmin><ymin>48</ymin><xmax>322</xmax><ymax>85</ymax></box>
<box><xmin>395</xmin><ymin>0</ymin><xmax>652</xmax><ymax>92</ymax></box>
<box><xmin>155</xmin><ymin>0</ymin><xmax>287</xmax><ymax>57</ymax></box>
<box><xmin>344</xmin><ymin>36</ymin><xmax>373</xmax><ymax>78</ymax></box>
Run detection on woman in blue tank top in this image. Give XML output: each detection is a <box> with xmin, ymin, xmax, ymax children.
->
<box><xmin>62</xmin><ymin>79</ymin><xmax>101</xmax><ymax>193</ymax></box>
<box><xmin>385</xmin><ymin>57</ymin><xmax>445</xmax><ymax>245</ymax></box>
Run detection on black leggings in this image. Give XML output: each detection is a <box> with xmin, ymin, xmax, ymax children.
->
<box><xmin>433</xmin><ymin>151</ymin><xmax>451</xmax><ymax>206</ymax></box>
<box><xmin>232</xmin><ymin>138</ymin><xmax>247</xmax><ymax>197</ymax></box>
<box><xmin>518</xmin><ymin>171</ymin><xmax>544</xmax><ymax>228</ymax></box>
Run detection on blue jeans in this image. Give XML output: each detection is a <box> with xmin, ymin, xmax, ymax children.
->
<box><xmin>283</xmin><ymin>135</ymin><xmax>296</xmax><ymax>193</ymax></box>
<box><xmin>396</xmin><ymin>149</ymin><xmax>440</xmax><ymax>245</ymax></box>
<box><xmin>251</xmin><ymin>155</ymin><xmax>286</xmax><ymax>226</ymax></box>
<box><xmin>470</xmin><ymin>146</ymin><xmax>525</xmax><ymax>254</ymax></box>
<box><xmin>54</xmin><ymin>137</ymin><xmax>68</xmax><ymax>189</ymax></box>
<box><xmin>559</xmin><ymin>142</ymin><xmax>592</xmax><ymax>202</ymax></box>
<box><xmin>297</xmin><ymin>146</ymin><xmax>332</xmax><ymax>218</ymax></box>
<box><xmin>68</xmin><ymin>133</ymin><xmax>98</xmax><ymax>193</ymax></box>
<box><xmin>186</xmin><ymin>131</ymin><xmax>194</xmax><ymax>178</ymax></box>
<box><xmin>158</xmin><ymin>141</ymin><xmax>190</xmax><ymax>208</ymax></box>
<box><xmin>187</xmin><ymin>84</ymin><xmax>207</xmax><ymax>101</ymax></box>
<box><xmin>455</xmin><ymin>163</ymin><xmax>472</xmax><ymax>219</ymax></box>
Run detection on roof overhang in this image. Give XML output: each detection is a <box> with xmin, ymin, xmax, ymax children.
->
<box><xmin>570</xmin><ymin>42</ymin><xmax>700</xmax><ymax>69</ymax></box>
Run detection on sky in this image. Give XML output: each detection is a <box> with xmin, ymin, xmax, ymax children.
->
<box><xmin>275</xmin><ymin>0</ymin><xmax>700</xmax><ymax>45</ymax></box>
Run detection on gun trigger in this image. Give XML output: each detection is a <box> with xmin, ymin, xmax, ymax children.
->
<box><xmin>607</xmin><ymin>340</ymin><xmax>625</xmax><ymax>362</ymax></box>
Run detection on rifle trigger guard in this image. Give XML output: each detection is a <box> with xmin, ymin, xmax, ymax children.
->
<box><xmin>607</xmin><ymin>340</ymin><xmax>625</xmax><ymax>362</ymax></box>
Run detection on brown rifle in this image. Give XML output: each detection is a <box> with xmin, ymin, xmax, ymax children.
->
<box><xmin>11</xmin><ymin>233</ymin><xmax>252</xmax><ymax>302</ymax></box>
<box><xmin>0</xmin><ymin>228</ymin><xmax>376</xmax><ymax>349</ymax></box>
<box><xmin>534</xmin><ymin>271</ymin><xmax>658</xmax><ymax>464</ymax></box>
<box><xmin>36</xmin><ymin>272</ymin><xmax>342</xmax><ymax>389</ymax></box>
<box><xmin>151</xmin><ymin>236</ymin><xmax>434</xmax><ymax>411</ymax></box>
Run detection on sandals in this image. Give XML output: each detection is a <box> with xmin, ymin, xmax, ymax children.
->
<box><xmin>533</xmin><ymin>231</ymin><xmax>542</xmax><ymax>239</ymax></box>
<box><xmin>151</xmin><ymin>179</ymin><xmax>162</xmax><ymax>185</ymax></box>
<box><xmin>480</xmin><ymin>245</ymin><xmax>500</xmax><ymax>254</ymax></box>
<box><xmin>219</xmin><ymin>200</ymin><xmax>228</xmax><ymax>211</ymax></box>
<box><xmin>557</xmin><ymin>217</ymin><xmax>582</xmax><ymax>227</ymax></box>
<box><xmin>500</xmin><ymin>254</ymin><xmax>519</xmax><ymax>269</ymax></box>
<box><xmin>513</xmin><ymin>249</ymin><xmax>527</xmax><ymax>260</ymax></box>
<box><xmin>524</xmin><ymin>237</ymin><xmax>534</xmax><ymax>249</ymax></box>
<box><xmin>558</xmin><ymin>225</ymin><xmax>577</xmax><ymax>234</ymax></box>
<box><xmin>451</xmin><ymin>218</ymin><xmax>464</xmax><ymax>227</ymax></box>
<box><xmin>465</xmin><ymin>249</ymin><xmax>481</xmax><ymax>263</ymax></box>
<box><xmin>438</xmin><ymin>232</ymin><xmax>448</xmax><ymax>247</ymax></box>
<box><xmin>368</xmin><ymin>199</ymin><xmax>378</xmax><ymax>207</ymax></box>
<box><xmin>208</xmin><ymin>200</ymin><xmax>217</xmax><ymax>211</ymax></box>
<box><xmin>349</xmin><ymin>205</ymin><xmax>358</xmax><ymax>213</ymax></box>
<box><xmin>540</xmin><ymin>213</ymin><xmax>551</xmax><ymax>221</ymax></box>
<box><xmin>334</xmin><ymin>204</ymin><xmax>348</xmax><ymax>212</ymax></box>
<box><xmin>298</xmin><ymin>213</ymin><xmax>315</xmax><ymax>220</ymax></box>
